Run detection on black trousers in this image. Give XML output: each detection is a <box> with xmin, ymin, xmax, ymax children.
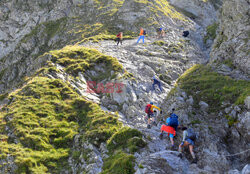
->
<box><xmin>117</xmin><ymin>38</ymin><xmax>122</xmax><ymax>45</ymax></box>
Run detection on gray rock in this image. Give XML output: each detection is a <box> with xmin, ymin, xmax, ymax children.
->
<box><xmin>199</xmin><ymin>101</ymin><xmax>209</xmax><ymax>111</ymax></box>
<box><xmin>230</xmin><ymin>110</ymin><xmax>237</xmax><ymax>119</ymax></box>
<box><xmin>245</xmin><ymin>96</ymin><xmax>250</xmax><ymax>110</ymax></box>
<box><xmin>176</xmin><ymin>96</ymin><xmax>185</xmax><ymax>103</ymax></box>
<box><xmin>218</xmin><ymin>64</ymin><xmax>232</xmax><ymax>75</ymax></box>
<box><xmin>234</xmin><ymin>106</ymin><xmax>241</xmax><ymax>112</ymax></box>
<box><xmin>228</xmin><ymin>169</ymin><xmax>240</xmax><ymax>174</ymax></box>
<box><xmin>186</xmin><ymin>96</ymin><xmax>194</xmax><ymax>105</ymax></box>
<box><xmin>225</xmin><ymin>107</ymin><xmax>232</xmax><ymax>114</ymax></box>
<box><xmin>210</xmin><ymin>0</ymin><xmax>250</xmax><ymax>76</ymax></box>
<box><xmin>241</xmin><ymin>164</ymin><xmax>250</xmax><ymax>174</ymax></box>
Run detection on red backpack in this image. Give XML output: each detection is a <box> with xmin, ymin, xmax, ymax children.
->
<box><xmin>145</xmin><ymin>104</ymin><xmax>152</xmax><ymax>114</ymax></box>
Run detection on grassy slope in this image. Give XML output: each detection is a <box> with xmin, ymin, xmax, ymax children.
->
<box><xmin>0</xmin><ymin>46</ymin><xmax>145</xmax><ymax>173</ymax></box>
<box><xmin>173</xmin><ymin>64</ymin><xmax>250</xmax><ymax>125</ymax></box>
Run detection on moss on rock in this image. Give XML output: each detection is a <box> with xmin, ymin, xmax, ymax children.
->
<box><xmin>49</xmin><ymin>45</ymin><xmax>123</xmax><ymax>82</ymax></box>
<box><xmin>0</xmin><ymin>75</ymin><xmax>124</xmax><ymax>173</ymax></box>
<box><xmin>177</xmin><ymin>64</ymin><xmax>250</xmax><ymax>112</ymax></box>
<box><xmin>107</xmin><ymin>127</ymin><xmax>146</xmax><ymax>152</ymax></box>
<box><xmin>204</xmin><ymin>23</ymin><xmax>219</xmax><ymax>44</ymax></box>
<box><xmin>101</xmin><ymin>151</ymin><xmax>135</xmax><ymax>174</ymax></box>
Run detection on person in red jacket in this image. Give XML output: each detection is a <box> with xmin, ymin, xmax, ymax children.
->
<box><xmin>160</xmin><ymin>124</ymin><xmax>176</xmax><ymax>149</ymax></box>
<box><xmin>145</xmin><ymin>102</ymin><xmax>161</xmax><ymax>129</ymax></box>
<box><xmin>116</xmin><ymin>32</ymin><xmax>123</xmax><ymax>45</ymax></box>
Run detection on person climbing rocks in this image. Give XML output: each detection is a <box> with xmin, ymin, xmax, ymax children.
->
<box><xmin>145</xmin><ymin>102</ymin><xmax>162</xmax><ymax>129</ymax></box>
<box><xmin>137</xmin><ymin>28</ymin><xmax>146</xmax><ymax>44</ymax></box>
<box><xmin>159</xmin><ymin>108</ymin><xmax>179</xmax><ymax>150</ymax></box>
<box><xmin>156</xmin><ymin>27</ymin><xmax>165</xmax><ymax>39</ymax></box>
<box><xmin>167</xmin><ymin>108</ymin><xmax>179</xmax><ymax>131</ymax></box>
<box><xmin>178</xmin><ymin>126</ymin><xmax>198</xmax><ymax>164</ymax></box>
<box><xmin>116</xmin><ymin>32</ymin><xmax>123</xmax><ymax>45</ymax></box>
<box><xmin>160</xmin><ymin>124</ymin><xmax>176</xmax><ymax>150</ymax></box>
<box><xmin>152</xmin><ymin>76</ymin><xmax>163</xmax><ymax>92</ymax></box>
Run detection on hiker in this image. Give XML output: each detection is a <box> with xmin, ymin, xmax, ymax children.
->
<box><xmin>116</xmin><ymin>32</ymin><xmax>123</xmax><ymax>45</ymax></box>
<box><xmin>182</xmin><ymin>30</ymin><xmax>189</xmax><ymax>37</ymax></box>
<box><xmin>159</xmin><ymin>108</ymin><xmax>179</xmax><ymax>149</ymax></box>
<box><xmin>167</xmin><ymin>108</ymin><xmax>179</xmax><ymax>131</ymax></box>
<box><xmin>152</xmin><ymin>76</ymin><xmax>163</xmax><ymax>92</ymax></box>
<box><xmin>145</xmin><ymin>102</ymin><xmax>162</xmax><ymax>129</ymax></box>
<box><xmin>137</xmin><ymin>28</ymin><xmax>146</xmax><ymax>44</ymax></box>
<box><xmin>160</xmin><ymin>124</ymin><xmax>176</xmax><ymax>149</ymax></box>
<box><xmin>178</xmin><ymin>126</ymin><xmax>198</xmax><ymax>163</ymax></box>
<box><xmin>156</xmin><ymin>27</ymin><xmax>165</xmax><ymax>38</ymax></box>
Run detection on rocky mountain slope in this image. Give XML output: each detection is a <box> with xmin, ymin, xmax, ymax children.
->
<box><xmin>0</xmin><ymin>0</ymin><xmax>249</xmax><ymax>173</ymax></box>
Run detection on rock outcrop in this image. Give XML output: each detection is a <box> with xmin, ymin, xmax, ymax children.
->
<box><xmin>210</xmin><ymin>0</ymin><xmax>250</xmax><ymax>77</ymax></box>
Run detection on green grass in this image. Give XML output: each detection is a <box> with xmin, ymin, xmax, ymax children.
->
<box><xmin>49</xmin><ymin>45</ymin><xmax>123</xmax><ymax>82</ymax></box>
<box><xmin>222</xmin><ymin>59</ymin><xmax>235</xmax><ymax>69</ymax></box>
<box><xmin>225</xmin><ymin>115</ymin><xmax>238</xmax><ymax>127</ymax></box>
<box><xmin>102</xmin><ymin>127</ymin><xmax>146</xmax><ymax>174</ymax></box>
<box><xmin>177</xmin><ymin>64</ymin><xmax>250</xmax><ymax>112</ymax></box>
<box><xmin>0</xmin><ymin>45</ymin><xmax>145</xmax><ymax>173</ymax></box>
<box><xmin>75</xmin><ymin>23</ymin><xmax>136</xmax><ymax>43</ymax></box>
<box><xmin>0</xmin><ymin>75</ymin><xmax>122</xmax><ymax>173</ymax></box>
<box><xmin>152</xmin><ymin>40</ymin><xmax>166</xmax><ymax>46</ymax></box>
<box><xmin>135</xmin><ymin>0</ymin><xmax>186</xmax><ymax>21</ymax></box>
<box><xmin>190</xmin><ymin>119</ymin><xmax>202</xmax><ymax>125</ymax></box>
<box><xmin>107</xmin><ymin>127</ymin><xmax>146</xmax><ymax>153</ymax></box>
<box><xmin>214</xmin><ymin>31</ymin><xmax>228</xmax><ymax>49</ymax></box>
<box><xmin>0</xmin><ymin>68</ymin><xmax>6</xmax><ymax>80</ymax></box>
<box><xmin>159</xmin><ymin>74</ymin><xmax>171</xmax><ymax>85</ymax></box>
<box><xmin>204</xmin><ymin>23</ymin><xmax>218</xmax><ymax>44</ymax></box>
<box><xmin>138</xmin><ymin>164</ymin><xmax>144</xmax><ymax>168</ymax></box>
<box><xmin>101</xmin><ymin>151</ymin><xmax>135</xmax><ymax>174</ymax></box>
<box><xmin>0</xmin><ymin>76</ymin><xmax>127</xmax><ymax>173</ymax></box>
<box><xmin>0</xmin><ymin>77</ymin><xmax>80</xmax><ymax>173</ymax></box>
<box><xmin>0</xmin><ymin>93</ymin><xmax>8</xmax><ymax>101</ymax></box>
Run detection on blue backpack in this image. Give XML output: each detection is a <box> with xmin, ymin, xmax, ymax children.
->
<box><xmin>187</xmin><ymin>128</ymin><xmax>197</xmax><ymax>141</ymax></box>
<box><xmin>168</xmin><ymin>113</ymin><xmax>178</xmax><ymax>127</ymax></box>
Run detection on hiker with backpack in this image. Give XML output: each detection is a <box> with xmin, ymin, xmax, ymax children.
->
<box><xmin>116</xmin><ymin>32</ymin><xmax>123</xmax><ymax>45</ymax></box>
<box><xmin>156</xmin><ymin>27</ymin><xmax>165</xmax><ymax>39</ymax></box>
<box><xmin>159</xmin><ymin>108</ymin><xmax>179</xmax><ymax>149</ymax></box>
<box><xmin>137</xmin><ymin>28</ymin><xmax>146</xmax><ymax>44</ymax></box>
<box><xmin>152</xmin><ymin>76</ymin><xmax>163</xmax><ymax>92</ymax></box>
<box><xmin>178</xmin><ymin>126</ymin><xmax>198</xmax><ymax>163</ymax></box>
<box><xmin>167</xmin><ymin>108</ymin><xmax>179</xmax><ymax>131</ymax></box>
<box><xmin>145</xmin><ymin>102</ymin><xmax>162</xmax><ymax>129</ymax></box>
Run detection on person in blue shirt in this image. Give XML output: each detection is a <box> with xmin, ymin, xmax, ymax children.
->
<box><xmin>152</xmin><ymin>76</ymin><xmax>163</xmax><ymax>92</ymax></box>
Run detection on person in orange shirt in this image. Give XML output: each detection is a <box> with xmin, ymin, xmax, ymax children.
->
<box><xmin>137</xmin><ymin>28</ymin><xmax>146</xmax><ymax>44</ymax></box>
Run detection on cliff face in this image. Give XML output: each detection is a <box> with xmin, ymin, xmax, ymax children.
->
<box><xmin>210</xmin><ymin>0</ymin><xmax>250</xmax><ymax>78</ymax></box>
<box><xmin>0</xmin><ymin>0</ymin><xmax>249</xmax><ymax>173</ymax></box>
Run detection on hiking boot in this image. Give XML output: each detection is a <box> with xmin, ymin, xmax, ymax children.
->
<box><xmin>159</xmin><ymin>133</ymin><xmax>163</xmax><ymax>140</ymax></box>
<box><xmin>178</xmin><ymin>153</ymin><xmax>183</xmax><ymax>159</ymax></box>
<box><xmin>153</xmin><ymin>121</ymin><xmax>157</xmax><ymax>126</ymax></box>
<box><xmin>191</xmin><ymin>158</ymin><xmax>198</xmax><ymax>164</ymax></box>
<box><xmin>170</xmin><ymin>145</ymin><xmax>175</xmax><ymax>150</ymax></box>
<box><xmin>147</xmin><ymin>124</ymin><xmax>151</xmax><ymax>129</ymax></box>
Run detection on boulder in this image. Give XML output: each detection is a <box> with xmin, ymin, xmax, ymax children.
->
<box><xmin>199</xmin><ymin>101</ymin><xmax>209</xmax><ymax>112</ymax></box>
<box><xmin>241</xmin><ymin>164</ymin><xmax>250</xmax><ymax>174</ymax></box>
<box><xmin>245</xmin><ymin>96</ymin><xmax>250</xmax><ymax>110</ymax></box>
<box><xmin>186</xmin><ymin>96</ymin><xmax>194</xmax><ymax>106</ymax></box>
